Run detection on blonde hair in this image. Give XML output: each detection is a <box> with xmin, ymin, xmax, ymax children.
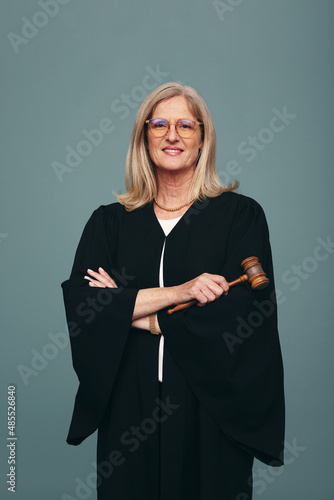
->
<box><xmin>115</xmin><ymin>81</ymin><xmax>238</xmax><ymax>210</ymax></box>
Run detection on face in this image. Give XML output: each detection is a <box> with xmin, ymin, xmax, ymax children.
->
<box><xmin>146</xmin><ymin>96</ymin><xmax>203</xmax><ymax>174</ymax></box>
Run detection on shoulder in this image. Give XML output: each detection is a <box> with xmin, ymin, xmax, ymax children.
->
<box><xmin>206</xmin><ymin>191</ymin><xmax>266</xmax><ymax>216</ymax></box>
<box><xmin>77</xmin><ymin>202</ymin><xmax>128</xmax><ymax>239</ymax></box>
<box><xmin>207</xmin><ymin>193</ymin><xmax>269</xmax><ymax>237</ymax></box>
<box><xmin>89</xmin><ymin>201</ymin><xmax>127</xmax><ymax>223</ymax></box>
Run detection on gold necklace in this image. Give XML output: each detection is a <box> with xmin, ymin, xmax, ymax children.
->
<box><xmin>154</xmin><ymin>197</ymin><xmax>196</xmax><ymax>212</ymax></box>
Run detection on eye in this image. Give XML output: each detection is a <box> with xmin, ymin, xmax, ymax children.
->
<box><xmin>178</xmin><ymin>120</ymin><xmax>195</xmax><ymax>130</ymax></box>
<box><xmin>151</xmin><ymin>119</ymin><xmax>168</xmax><ymax>129</ymax></box>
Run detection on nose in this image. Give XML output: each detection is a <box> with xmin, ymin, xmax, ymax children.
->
<box><xmin>165</xmin><ymin>124</ymin><xmax>179</xmax><ymax>141</ymax></box>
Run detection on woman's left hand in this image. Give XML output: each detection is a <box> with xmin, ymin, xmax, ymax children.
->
<box><xmin>84</xmin><ymin>267</ymin><xmax>118</xmax><ymax>288</ymax></box>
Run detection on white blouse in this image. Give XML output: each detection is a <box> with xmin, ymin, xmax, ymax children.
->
<box><xmin>157</xmin><ymin>216</ymin><xmax>182</xmax><ymax>382</ymax></box>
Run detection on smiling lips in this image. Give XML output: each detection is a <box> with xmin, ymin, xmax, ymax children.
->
<box><xmin>162</xmin><ymin>147</ymin><xmax>183</xmax><ymax>156</ymax></box>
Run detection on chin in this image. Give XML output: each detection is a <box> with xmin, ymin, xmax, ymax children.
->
<box><xmin>155</xmin><ymin>158</ymin><xmax>196</xmax><ymax>173</ymax></box>
<box><xmin>158</xmin><ymin>163</ymin><xmax>192</xmax><ymax>174</ymax></box>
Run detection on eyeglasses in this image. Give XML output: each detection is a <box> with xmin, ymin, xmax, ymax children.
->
<box><xmin>145</xmin><ymin>118</ymin><xmax>203</xmax><ymax>138</ymax></box>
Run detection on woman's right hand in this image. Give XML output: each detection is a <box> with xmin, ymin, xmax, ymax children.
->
<box><xmin>174</xmin><ymin>273</ymin><xmax>229</xmax><ymax>307</ymax></box>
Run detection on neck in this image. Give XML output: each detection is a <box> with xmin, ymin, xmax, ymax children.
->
<box><xmin>155</xmin><ymin>166</ymin><xmax>195</xmax><ymax>207</ymax></box>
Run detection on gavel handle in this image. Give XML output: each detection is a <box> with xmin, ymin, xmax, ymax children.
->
<box><xmin>227</xmin><ymin>274</ymin><xmax>249</xmax><ymax>288</ymax></box>
<box><xmin>167</xmin><ymin>274</ymin><xmax>249</xmax><ymax>315</ymax></box>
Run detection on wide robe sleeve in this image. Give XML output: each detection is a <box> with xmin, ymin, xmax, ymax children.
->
<box><xmin>157</xmin><ymin>196</ymin><xmax>285</xmax><ymax>465</ymax></box>
<box><xmin>61</xmin><ymin>205</ymin><xmax>139</xmax><ymax>445</ymax></box>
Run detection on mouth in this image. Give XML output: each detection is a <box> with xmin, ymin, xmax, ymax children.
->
<box><xmin>162</xmin><ymin>148</ymin><xmax>184</xmax><ymax>155</ymax></box>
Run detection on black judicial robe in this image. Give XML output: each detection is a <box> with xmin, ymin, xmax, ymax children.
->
<box><xmin>61</xmin><ymin>191</ymin><xmax>285</xmax><ymax>499</ymax></box>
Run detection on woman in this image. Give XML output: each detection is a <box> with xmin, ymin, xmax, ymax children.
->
<box><xmin>61</xmin><ymin>82</ymin><xmax>285</xmax><ymax>500</ymax></box>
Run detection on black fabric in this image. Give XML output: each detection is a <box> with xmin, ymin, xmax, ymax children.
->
<box><xmin>61</xmin><ymin>191</ymin><xmax>285</xmax><ymax>499</ymax></box>
<box><xmin>96</xmin><ymin>343</ymin><xmax>254</xmax><ymax>500</ymax></box>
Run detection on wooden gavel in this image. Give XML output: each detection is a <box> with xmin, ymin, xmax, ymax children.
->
<box><xmin>167</xmin><ymin>256</ymin><xmax>269</xmax><ymax>315</ymax></box>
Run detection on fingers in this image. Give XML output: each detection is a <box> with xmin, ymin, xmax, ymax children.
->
<box><xmin>195</xmin><ymin>290</ymin><xmax>215</xmax><ymax>306</ymax></box>
<box><xmin>84</xmin><ymin>277</ymin><xmax>106</xmax><ymax>288</ymax></box>
<box><xmin>98</xmin><ymin>267</ymin><xmax>118</xmax><ymax>287</ymax></box>
<box><xmin>209</xmin><ymin>274</ymin><xmax>230</xmax><ymax>294</ymax></box>
<box><xmin>199</xmin><ymin>274</ymin><xmax>229</xmax><ymax>297</ymax></box>
<box><xmin>188</xmin><ymin>273</ymin><xmax>229</xmax><ymax>305</ymax></box>
<box><xmin>84</xmin><ymin>267</ymin><xmax>118</xmax><ymax>288</ymax></box>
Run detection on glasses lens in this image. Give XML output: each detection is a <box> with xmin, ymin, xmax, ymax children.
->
<box><xmin>176</xmin><ymin>120</ymin><xmax>196</xmax><ymax>137</ymax></box>
<box><xmin>149</xmin><ymin>119</ymin><xmax>169</xmax><ymax>136</ymax></box>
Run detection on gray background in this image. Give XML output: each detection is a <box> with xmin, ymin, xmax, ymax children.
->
<box><xmin>1</xmin><ymin>1</ymin><xmax>333</xmax><ymax>499</ymax></box>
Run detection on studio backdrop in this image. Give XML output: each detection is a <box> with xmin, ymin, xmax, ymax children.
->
<box><xmin>1</xmin><ymin>1</ymin><xmax>333</xmax><ymax>499</ymax></box>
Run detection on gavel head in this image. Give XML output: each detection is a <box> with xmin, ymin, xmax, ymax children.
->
<box><xmin>241</xmin><ymin>256</ymin><xmax>269</xmax><ymax>290</ymax></box>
